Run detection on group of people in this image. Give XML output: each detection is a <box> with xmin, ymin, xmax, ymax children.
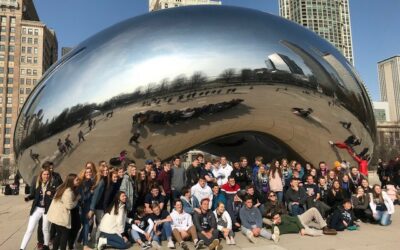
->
<box><xmin>19</xmin><ymin>154</ymin><xmax>397</xmax><ymax>250</ymax></box>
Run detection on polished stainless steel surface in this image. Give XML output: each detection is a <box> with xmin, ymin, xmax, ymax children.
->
<box><xmin>14</xmin><ymin>6</ymin><xmax>376</xmax><ymax>182</ymax></box>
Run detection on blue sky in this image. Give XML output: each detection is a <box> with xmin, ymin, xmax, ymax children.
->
<box><xmin>34</xmin><ymin>0</ymin><xmax>400</xmax><ymax>101</ymax></box>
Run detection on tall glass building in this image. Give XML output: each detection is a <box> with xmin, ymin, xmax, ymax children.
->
<box><xmin>279</xmin><ymin>0</ymin><xmax>354</xmax><ymax>65</ymax></box>
<box><xmin>149</xmin><ymin>0</ymin><xmax>221</xmax><ymax>12</ymax></box>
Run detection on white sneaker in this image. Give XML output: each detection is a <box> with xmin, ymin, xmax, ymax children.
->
<box><xmin>168</xmin><ymin>240</ymin><xmax>175</xmax><ymax>249</ymax></box>
<box><xmin>246</xmin><ymin>231</ymin><xmax>257</xmax><ymax>243</ymax></box>
<box><xmin>152</xmin><ymin>241</ymin><xmax>162</xmax><ymax>250</ymax></box>
<box><xmin>97</xmin><ymin>237</ymin><xmax>107</xmax><ymax>250</ymax></box>
<box><xmin>272</xmin><ymin>226</ymin><xmax>280</xmax><ymax>243</ymax></box>
<box><xmin>230</xmin><ymin>237</ymin><xmax>236</xmax><ymax>245</ymax></box>
<box><xmin>226</xmin><ymin>238</ymin><xmax>231</xmax><ymax>245</ymax></box>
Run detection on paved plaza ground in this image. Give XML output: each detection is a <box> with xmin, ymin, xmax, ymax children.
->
<box><xmin>0</xmin><ymin>174</ymin><xmax>398</xmax><ymax>250</ymax></box>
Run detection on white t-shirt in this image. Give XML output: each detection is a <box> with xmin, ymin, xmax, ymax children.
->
<box><xmin>170</xmin><ymin>210</ymin><xmax>193</xmax><ymax>231</ymax></box>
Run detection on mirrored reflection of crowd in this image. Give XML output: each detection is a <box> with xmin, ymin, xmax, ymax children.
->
<box><xmin>20</xmin><ymin>153</ymin><xmax>398</xmax><ymax>250</ymax></box>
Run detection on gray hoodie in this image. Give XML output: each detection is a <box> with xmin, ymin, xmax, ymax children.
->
<box><xmin>239</xmin><ymin>205</ymin><xmax>263</xmax><ymax>229</ymax></box>
<box><xmin>171</xmin><ymin>165</ymin><xmax>186</xmax><ymax>192</ymax></box>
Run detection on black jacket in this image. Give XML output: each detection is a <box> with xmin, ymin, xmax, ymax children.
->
<box><xmin>193</xmin><ymin>209</ymin><xmax>217</xmax><ymax>232</ymax></box>
<box><xmin>285</xmin><ymin>187</ymin><xmax>307</xmax><ymax>206</ymax></box>
<box><xmin>231</xmin><ymin>167</ymin><xmax>251</xmax><ymax>189</ymax></box>
<box><xmin>328</xmin><ymin>207</ymin><xmax>355</xmax><ymax>231</ymax></box>
<box><xmin>27</xmin><ymin>182</ymin><xmax>56</xmax><ymax>215</ymax></box>
<box><xmin>186</xmin><ymin>166</ymin><xmax>201</xmax><ymax>186</ymax></box>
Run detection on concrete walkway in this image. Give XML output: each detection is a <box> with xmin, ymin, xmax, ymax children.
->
<box><xmin>0</xmin><ymin>192</ymin><xmax>398</xmax><ymax>250</ymax></box>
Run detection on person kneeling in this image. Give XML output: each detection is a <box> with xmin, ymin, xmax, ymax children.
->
<box><xmin>130</xmin><ymin>206</ymin><xmax>154</xmax><ymax>250</ymax></box>
<box><xmin>329</xmin><ymin>199</ymin><xmax>358</xmax><ymax>231</ymax></box>
<box><xmin>193</xmin><ymin>198</ymin><xmax>221</xmax><ymax>250</ymax></box>
<box><xmin>214</xmin><ymin>202</ymin><xmax>235</xmax><ymax>245</ymax></box>
<box><xmin>171</xmin><ymin>200</ymin><xmax>204</xmax><ymax>250</ymax></box>
<box><xmin>272</xmin><ymin>207</ymin><xmax>337</xmax><ymax>237</ymax></box>
<box><xmin>98</xmin><ymin>191</ymin><xmax>131</xmax><ymax>250</ymax></box>
<box><xmin>240</xmin><ymin>195</ymin><xmax>280</xmax><ymax>243</ymax></box>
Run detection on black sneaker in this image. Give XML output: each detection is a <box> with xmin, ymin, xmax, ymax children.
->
<box><xmin>141</xmin><ymin>242</ymin><xmax>151</xmax><ymax>250</ymax></box>
<box><xmin>181</xmin><ymin>241</ymin><xmax>189</xmax><ymax>250</ymax></box>
<box><xmin>195</xmin><ymin>239</ymin><xmax>204</xmax><ymax>249</ymax></box>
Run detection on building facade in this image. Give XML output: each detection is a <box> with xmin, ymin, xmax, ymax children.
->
<box><xmin>378</xmin><ymin>56</ymin><xmax>400</xmax><ymax>122</ymax></box>
<box><xmin>0</xmin><ymin>0</ymin><xmax>57</xmax><ymax>167</ymax></box>
<box><xmin>149</xmin><ymin>0</ymin><xmax>221</xmax><ymax>12</ymax></box>
<box><xmin>373</xmin><ymin>101</ymin><xmax>390</xmax><ymax>123</ymax></box>
<box><xmin>279</xmin><ymin>0</ymin><xmax>354</xmax><ymax>64</ymax></box>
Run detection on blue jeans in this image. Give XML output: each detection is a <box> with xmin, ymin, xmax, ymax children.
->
<box><xmin>374</xmin><ymin>211</ymin><xmax>391</xmax><ymax>226</ymax></box>
<box><xmin>100</xmin><ymin>232</ymin><xmax>129</xmax><ymax>249</ymax></box>
<box><xmin>78</xmin><ymin>209</ymin><xmax>90</xmax><ymax>246</ymax></box>
<box><xmin>289</xmin><ymin>203</ymin><xmax>304</xmax><ymax>216</ymax></box>
<box><xmin>153</xmin><ymin>222</ymin><xmax>172</xmax><ymax>244</ymax></box>
<box><xmin>275</xmin><ymin>191</ymin><xmax>283</xmax><ymax>202</ymax></box>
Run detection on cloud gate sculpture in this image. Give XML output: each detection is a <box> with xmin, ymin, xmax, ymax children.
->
<box><xmin>14</xmin><ymin>6</ymin><xmax>376</xmax><ymax>182</ymax></box>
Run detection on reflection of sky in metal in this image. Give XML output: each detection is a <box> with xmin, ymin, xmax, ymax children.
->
<box><xmin>28</xmin><ymin>6</ymin><xmax>350</xmax><ymax>121</ymax></box>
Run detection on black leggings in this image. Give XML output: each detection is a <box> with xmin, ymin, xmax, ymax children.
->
<box><xmin>68</xmin><ymin>207</ymin><xmax>81</xmax><ymax>249</ymax></box>
<box><xmin>53</xmin><ymin>224</ymin><xmax>70</xmax><ymax>250</ymax></box>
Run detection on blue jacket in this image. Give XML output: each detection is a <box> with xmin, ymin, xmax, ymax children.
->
<box><xmin>211</xmin><ymin>191</ymin><xmax>226</xmax><ymax>210</ymax></box>
<box><xmin>181</xmin><ymin>195</ymin><xmax>199</xmax><ymax>215</ymax></box>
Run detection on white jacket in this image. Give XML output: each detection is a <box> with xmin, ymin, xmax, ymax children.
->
<box><xmin>213</xmin><ymin>210</ymin><xmax>232</xmax><ymax>231</ymax></box>
<box><xmin>369</xmin><ymin>191</ymin><xmax>395</xmax><ymax>215</ymax></box>
<box><xmin>213</xmin><ymin>165</ymin><xmax>233</xmax><ymax>186</ymax></box>
<box><xmin>191</xmin><ymin>183</ymin><xmax>213</xmax><ymax>208</ymax></box>
<box><xmin>170</xmin><ymin>209</ymin><xmax>193</xmax><ymax>231</ymax></box>
<box><xmin>99</xmin><ymin>203</ymin><xmax>132</xmax><ymax>236</ymax></box>
<box><xmin>47</xmin><ymin>188</ymin><xmax>79</xmax><ymax>229</ymax></box>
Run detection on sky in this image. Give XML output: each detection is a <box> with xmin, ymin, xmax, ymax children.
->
<box><xmin>33</xmin><ymin>0</ymin><xmax>400</xmax><ymax>101</ymax></box>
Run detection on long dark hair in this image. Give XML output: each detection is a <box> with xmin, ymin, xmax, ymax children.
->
<box><xmin>270</xmin><ymin>159</ymin><xmax>282</xmax><ymax>179</ymax></box>
<box><xmin>371</xmin><ymin>184</ymin><xmax>384</xmax><ymax>203</ymax></box>
<box><xmin>105</xmin><ymin>191</ymin><xmax>126</xmax><ymax>215</ymax></box>
<box><xmin>54</xmin><ymin>173</ymin><xmax>79</xmax><ymax>200</ymax></box>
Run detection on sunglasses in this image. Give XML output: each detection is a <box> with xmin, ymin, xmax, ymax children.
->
<box><xmin>269</xmin><ymin>194</ymin><xmax>276</xmax><ymax>197</ymax></box>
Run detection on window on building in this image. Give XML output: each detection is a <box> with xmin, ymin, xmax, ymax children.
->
<box><xmin>32</xmin><ymin>79</ymin><xmax>37</xmax><ymax>85</ymax></box>
<box><xmin>34</xmin><ymin>29</ymin><xmax>38</xmax><ymax>35</ymax></box>
<box><xmin>3</xmin><ymin>148</ymin><xmax>10</xmax><ymax>155</ymax></box>
<box><xmin>0</xmin><ymin>97</ymin><xmax>2</xmax><ymax>103</ymax></box>
<box><xmin>10</xmin><ymin>27</ymin><xmax>15</xmax><ymax>33</ymax></box>
<box><xmin>10</xmin><ymin>17</ymin><xmax>16</xmax><ymax>26</ymax></box>
<box><xmin>26</xmin><ymin>78</ymin><xmax>31</xmax><ymax>85</ymax></box>
<box><xmin>34</xmin><ymin>38</ymin><xmax>38</xmax><ymax>44</ymax></box>
<box><xmin>0</xmin><ymin>55</ymin><xmax>4</xmax><ymax>61</ymax></box>
<box><xmin>34</xmin><ymin>47</ymin><xmax>38</xmax><ymax>54</ymax></box>
<box><xmin>6</xmin><ymin>97</ymin><xmax>11</xmax><ymax>104</ymax></box>
<box><xmin>1</xmin><ymin>16</ymin><xmax>6</xmax><ymax>24</ymax></box>
<box><xmin>26</xmin><ymin>88</ymin><xmax>31</xmax><ymax>94</ymax></box>
<box><xmin>8</xmin><ymin>67</ymin><xmax>13</xmax><ymax>74</ymax></box>
<box><xmin>20</xmin><ymin>69</ymin><xmax>25</xmax><ymax>75</ymax></box>
<box><xmin>27</xmin><ymin>47</ymin><xmax>32</xmax><ymax>53</ymax></box>
<box><xmin>27</xmin><ymin>57</ymin><xmax>32</xmax><ymax>63</ymax></box>
<box><xmin>33</xmin><ymin>57</ymin><xmax>37</xmax><ymax>64</ymax></box>
<box><xmin>8</xmin><ymin>46</ymin><xmax>15</xmax><ymax>52</ymax></box>
<box><xmin>28</xmin><ymin>28</ymin><xmax>32</xmax><ymax>35</ymax></box>
<box><xmin>7</xmin><ymin>87</ymin><xmax>12</xmax><ymax>94</ymax></box>
<box><xmin>4</xmin><ymin>138</ymin><xmax>10</xmax><ymax>144</ymax></box>
<box><xmin>9</xmin><ymin>36</ymin><xmax>15</xmax><ymax>42</ymax></box>
<box><xmin>0</xmin><ymin>35</ymin><xmax>5</xmax><ymax>41</ymax></box>
<box><xmin>0</xmin><ymin>77</ymin><xmax>3</xmax><ymax>83</ymax></box>
<box><xmin>5</xmin><ymin>128</ymin><xmax>10</xmax><ymax>134</ymax></box>
<box><xmin>21</xmin><ymin>46</ymin><xmax>26</xmax><ymax>53</ymax></box>
<box><xmin>19</xmin><ymin>97</ymin><xmax>24</xmax><ymax>104</ymax></box>
<box><xmin>20</xmin><ymin>56</ymin><xmax>25</xmax><ymax>63</ymax></box>
<box><xmin>7</xmin><ymin>78</ymin><xmax>13</xmax><ymax>84</ymax></box>
<box><xmin>26</xmin><ymin>69</ymin><xmax>31</xmax><ymax>75</ymax></box>
<box><xmin>8</xmin><ymin>55</ymin><xmax>14</xmax><ymax>61</ymax></box>
<box><xmin>22</xmin><ymin>27</ymin><xmax>26</xmax><ymax>34</ymax></box>
<box><xmin>5</xmin><ymin>117</ymin><xmax>11</xmax><ymax>124</ymax></box>
<box><xmin>6</xmin><ymin>107</ymin><xmax>11</xmax><ymax>114</ymax></box>
<box><xmin>0</xmin><ymin>87</ymin><xmax>2</xmax><ymax>93</ymax></box>
<box><xmin>20</xmin><ymin>78</ymin><xmax>24</xmax><ymax>84</ymax></box>
<box><xmin>19</xmin><ymin>88</ymin><xmax>23</xmax><ymax>94</ymax></box>
<box><xmin>0</xmin><ymin>67</ymin><xmax>3</xmax><ymax>73</ymax></box>
<box><xmin>0</xmin><ymin>45</ymin><xmax>4</xmax><ymax>51</ymax></box>
<box><xmin>21</xmin><ymin>37</ymin><xmax>26</xmax><ymax>43</ymax></box>
<box><xmin>33</xmin><ymin>70</ymin><xmax>37</xmax><ymax>75</ymax></box>
<box><xmin>27</xmin><ymin>37</ymin><xmax>32</xmax><ymax>44</ymax></box>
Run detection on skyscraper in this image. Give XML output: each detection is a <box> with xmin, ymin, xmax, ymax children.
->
<box><xmin>0</xmin><ymin>0</ymin><xmax>58</xmax><ymax>166</ymax></box>
<box><xmin>149</xmin><ymin>0</ymin><xmax>221</xmax><ymax>12</ymax></box>
<box><xmin>378</xmin><ymin>56</ymin><xmax>400</xmax><ymax>122</ymax></box>
<box><xmin>279</xmin><ymin>0</ymin><xmax>354</xmax><ymax>64</ymax></box>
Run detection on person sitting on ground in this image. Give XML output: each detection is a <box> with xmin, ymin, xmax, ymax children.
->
<box><xmin>303</xmin><ymin>175</ymin><xmax>330</xmax><ymax>217</ymax></box>
<box><xmin>351</xmin><ymin>187</ymin><xmax>372</xmax><ymax>223</ymax></box>
<box><xmin>328</xmin><ymin>199</ymin><xmax>358</xmax><ymax>231</ymax></box>
<box><xmin>262</xmin><ymin>191</ymin><xmax>287</xmax><ymax>227</ymax></box>
<box><xmin>271</xmin><ymin>208</ymin><xmax>337</xmax><ymax>237</ymax></box>
<box><xmin>193</xmin><ymin>198</ymin><xmax>221</xmax><ymax>250</ymax></box>
<box><xmin>369</xmin><ymin>184</ymin><xmax>395</xmax><ymax>226</ymax></box>
<box><xmin>240</xmin><ymin>195</ymin><xmax>280</xmax><ymax>243</ymax></box>
<box><xmin>97</xmin><ymin>191</ymin><xmax>131</xmax><ymax>250</ymax></box>
<box><xmin>213</xmin><ymin>202</ymin><xmax>235</xmax><ymax>245</ymax></box>
<box><xmin>180</xmin><ymin>187</ymin><xmax>200</xmax><ymax>215</ymax></box>
<box><xmin>191</xmin><ymin>177</ymin><xmax>213</xmax><ymax>209</ymax></box>
<box><xmin>144</xmin><ymin>185</ymin><xmax>166</xmax><ymax>214</ymax></box>
<box><xmin>327</xmin><ymin>180</ymin><xmax>345</xmax><ymax>210</ymax></box>
<box><xmin>348</xmin><ymin>167</ymin><xmax>365</xmax><ymax>193</ymax></box>
<box><xmin>130</xmin><ymin>206</ymin><xmax>154</xmax><ymax>250</ymax></box>
<box><xmin>170</xmin><ymin>200</ymin><xmax>203</xmax><ymax>250</ymax></box>
<box><xmin>211</xmin><ymin>184</ymin><xmax>226</xmax><ymax>211</ymax></box>
<box><xmin>285</xmin><ymin>178</ymin><xmax>307</xmax><ymax>216</ymax></box>
<box><xmin>149</xmin><ymin>203</ymin><xmax>175</xmax><ymax>249</ymax></box>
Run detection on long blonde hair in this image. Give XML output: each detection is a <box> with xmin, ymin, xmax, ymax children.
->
<box><xmin>35</xmin><ymin>169</ymin><xmax>51</xmax><ymax>188</ymax></box>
